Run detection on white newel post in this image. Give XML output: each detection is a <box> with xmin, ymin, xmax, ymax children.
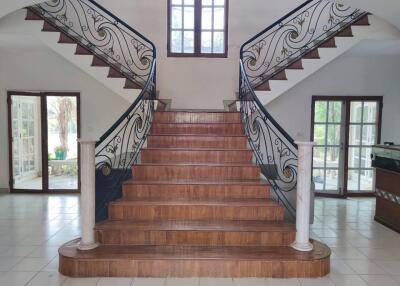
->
<box><xmin>291</xmin><ymin>141</ymin><xmax>315</xmax><ymax>252</ymax></box>
<box><xmin>77</xmin><ymin>139</ymin><xmax>99</xmax><ymax>250</ymax></box>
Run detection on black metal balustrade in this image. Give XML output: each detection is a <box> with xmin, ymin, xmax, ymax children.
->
<box><xmin>29</xmin><ymin>0</ymin><xmax>157</xmax><ymax>221</ymax></box>
<box><xmin>30</xmin><ymin>0</ymin><xmax>155</xmax><ymax>88</ymax></box>
<box><xmin>239</xmin><ymin>0</ymin><xmax>367</xmax><ymax>217</ymax></box>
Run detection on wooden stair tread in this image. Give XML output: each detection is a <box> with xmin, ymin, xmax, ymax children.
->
<box><xmin>124</xmin><ymin>179</ymin><xmax>269</xmax><ymax>186</ymax></box>
<box><xmin>143</xmin><ymin>147</ymin><xmax>250</xmax><ymax>151</ymax></box>
<box><xmin>134</xmin><ymin>163</ymin><xmax>256</xmax><ymax>167</ymax></box>
<box><xmin>149</xmin><ymin>134</ymin><xmax>247</xmax><ymax>137</ymax></box>
<box><xmin>95</xmin><ymin>220</ymin><xmax>294</xmax><ymax>232</ymax></box>
<box><xmin>61</xmin><ymin>239</ymin><xmax>329</xmax><ymax>261</ymax></box>
<box><xmin>111</xmin><ymin>199</ymin><xmax>279</xmax><ymax>207</ymax></box>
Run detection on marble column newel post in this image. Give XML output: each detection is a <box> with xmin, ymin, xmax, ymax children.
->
<box><xmin>77</xmin><ymin>139</ymin><xmax>99</xmax><ymax>251</ymax></box>
<box><xmin>291</xmin><ymin>141</ymin><xmax>315</xmax><ymax>252</ymax></box>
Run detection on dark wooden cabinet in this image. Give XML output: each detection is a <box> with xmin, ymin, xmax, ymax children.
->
<box><xmin>372</xmin><ymin>146</ymin><xmax>400</xmax><ymax>233</ymax></box>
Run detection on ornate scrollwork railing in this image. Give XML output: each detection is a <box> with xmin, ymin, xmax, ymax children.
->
<box><xmin>94</xmin><ymin>62</ymin><xmax>156</xmax><ymax>221</ymax></box>
<box><xmin>28</xmin><ymin>0</ymin><xmax>157</xmax><ymax>221</ymax></box>
<box><xmin>239</xmin><ymin>0</ymin><xmax>367</xmax><ymax>217</ymax></box>
<box><xmin>241</xmin><ymin>0</ymin><xmax>367</xmax><ymax>88</ymax></box>
<box><xmin>239</xmin><ymin>62</ymin><xmax>297</xmax><ymax>217</ymax></box>
<box><xmin>30</xmin><ymin>0</ymin><xmax>155</xmax><ymax>88</ymax></box>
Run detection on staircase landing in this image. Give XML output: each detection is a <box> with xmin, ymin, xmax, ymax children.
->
<box><xmin>59</xmin><ymin>110</ymin><xmax>330</xmax><ymax>277</ymax></box>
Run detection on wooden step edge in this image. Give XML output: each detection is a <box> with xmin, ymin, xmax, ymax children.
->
<box><xmin>109</xmin><ymin>199</ymin><xmax>280</xmax><ymax>207</ymax></box>
<box><xmin>58</xmin><ymin>33</ymin><xmax>76</xmax><ymax>44</ymax></box>
<box><xmin>133</xmin><ymin>163</ymin><xmax>258</xmax><ymax>167</ymax></box>
<box><xmin>59</xmin><ymin>239</ymin><xmax>331</xmax><ymax>278</ymax></box>
<box><xmin>25</xmin><ymin>9</ymin><xmax>43</xmax><ymax>21</ymax></box>
<box><xmin>152</xmin><ymin>122</ymin><xmax>244</xmax><ymax>126</ymax></box>
<box><xmin>156</xmin><ymin>111</ymin><xmax>240</xmax><ymax>114</ymax></box>
<box><xmin>123</xmin><ymin>179</ymin><xmax>270</xmax><ymax>186</ymax></box>
<box><xmin>94</xmin><ymin>220</ymin><xmax>295</xmax><ymax>232</ymax></box>
<box><xmin>148</xmin><ymin>134</ymin><xmax>248</xmax><ymax>138</ymax></box>
<box><xmin>42</xmin><ymin>21</ymin><xmax>59</xmax><ymax>32</ymax></box>
<box><xmin>142</xmin><ymin>147</ymin><xmax>252</xmax><ymax>151</ymax></box>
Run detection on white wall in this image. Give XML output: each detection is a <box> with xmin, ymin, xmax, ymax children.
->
<box><xmin>0</xmin><ymin>47</ymin><xmax>129</xmax><ymax>190</ymax></box>
<box><xmin>267</xmin><ymin>54</ymin><xmax>400</xmax><ymax>144</ymax></box>
<box><xmin>93</xmin><ymin>0</ymin><xmax>303</xmax><ymax>109</ymax></box>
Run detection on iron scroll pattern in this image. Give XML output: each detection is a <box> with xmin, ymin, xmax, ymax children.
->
<box><xmin>94</xmin><ymin>63</ymin><xmax>156</xmax><ymax>221</ymax></box>
<box><xmin>30</xmin><ymin>0</ymin><xmax>155</xmax><ymax>88</ymax></box>
<box><xmin>240</xmin><ymin>0</ymin><xmax>367</xmax><ymax>88</ymax></box>
<box><xmin>239</xmin><ymin>63</ymin><xmax>297</xmax><ymax>217</ymax></box>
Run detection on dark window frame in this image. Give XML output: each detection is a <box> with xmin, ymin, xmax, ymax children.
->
<box><xmin>167</xmin><ymin>0</ymin><xmax>229</xmax><ymax>58</ymax></box>
<box><xmin>310</xmin><ymin>95</ymin><xmax>383</xmax><ymax>198</ymax></box>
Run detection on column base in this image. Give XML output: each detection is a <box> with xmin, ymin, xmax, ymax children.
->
<box><xmin>291</xmin><ymin>241</ymin><xmax>314</xmax><ymax>252</ymax></box>
<box><xmin>78</xmin><ymin>240</ymin><xmax>99</xmax><ymax>251</ymax></box>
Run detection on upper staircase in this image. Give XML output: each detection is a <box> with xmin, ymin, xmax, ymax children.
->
<box><xmin>59</xmin><ymin>110</ymin><xmax>330</xmax><ymax>278</ymax></box>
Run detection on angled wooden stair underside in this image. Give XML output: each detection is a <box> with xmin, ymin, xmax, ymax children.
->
<box><xmin>59</xmin><ymin>111</ymin><xmax>330</xmax><ymax>277</ymax></box>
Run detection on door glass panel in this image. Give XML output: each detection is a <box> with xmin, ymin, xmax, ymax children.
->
<box><xmin>47</xmin><ymin>96</ymin><xmax>78</xmax><ymax>190</ymax></box>
<box><xmin>347</xmin><ymin>100</ymin><xmax>379</xmax><ymax>193</ymax></box>
<box><xmin>11</xmin><ymin>96</ymin><xmax>42</xmax><ymax>190</ymax></box>
<box><xmin>312</xmin><ymin>100</ymin><xmax>343</xmax><ymax>194</ymax></box>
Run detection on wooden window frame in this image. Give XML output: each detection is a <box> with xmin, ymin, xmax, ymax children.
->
<box><xmin>310</xmin><ymin>95</ymin><xmax>383</xmax><ymax>198</ymax></box>
<box><xmin>167</xmin><ymin>0</ymin><xmax>229</xmax><ymax>58</ymax></box>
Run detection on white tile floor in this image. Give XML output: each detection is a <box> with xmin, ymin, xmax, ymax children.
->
<box><xmin>0</xmin><ymin>194</ymin><xmax>399</xmax><ymax>286</ymax></box>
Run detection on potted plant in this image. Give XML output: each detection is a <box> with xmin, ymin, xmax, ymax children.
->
<box><xmin>55</xmin><ymin>145</ymin><xmax>68</xmax><ymax>160</ymax></box>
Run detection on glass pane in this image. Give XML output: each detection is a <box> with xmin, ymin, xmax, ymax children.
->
<box><xmin>313</xmin><ymin>147</ymin><xmax>325</xmax><ymax>168</ymax></box>
<box><xmin>325</xmin><ymin>169</ymin><xmax>339</xmax><ymax>190</ymax></box>
<box><xmin>202</xmin><ymin>0</ymin><xmax>212</xmax><ymax>5</ymax></box>
<box><xmin>213</xmin><ymin>31</ymin><xmax>224</xmax><ymax>53</ymax></box>
<box><xmin>213</xmin><ymin>7</ymin><xmax>225</xmax><ymax>29</ymax></box>
<box><xmin>183</xmin><ymin>31</ymin><xmax>194</xmax><ymax>53</ymax></box>
<box><xmin>201</xmin><ymin>31</ymin><xmax>212</xmax><ymax>53</ymax></box>
<box><xmin>184</xmin><ymin>7</ymin><xmax>194</xmax><ymax>29</ymax></box>
<box><xmin>349</xmin><ymin>125</ymin><xmax>361</xmax><ymax>146</ymax></box>
<box><xmin>347</xmin><ymin>170</ymin><xmax>359</xmax><ymax>191</ymax></box>
<box><xmin>47</xmin><ymin>96</ymin><xmax>78</xmax><ymax>190</ymax></box>
<box><xmin>362</xmin><ymin>125</ymin><xmax>376</xmax><ymax>146</ymax></box>
<box><xmin>328</xmin><ymin>101</ymin><xmax>342</xmax><ymax>123</ymax></box>
<box><xmin>11</xmin><ymin>95</ymin><xmax>42</xmax><ymax>190</ymax></box>
<box><xmin>171</xmin><ymin>31</ymin><xmax>182</xmax><ymax>53</ymax></box>
<box><xmin>313</xmin><ymin>124</ymin><xmax>326</xmax><ymax>145</ymax></box>
<box><xmin>171</xmin><ymin>7</ymin><xmax>182</xmax><ymax>29</ymax></box>
<box><xmin>348</xmin><ymin>147</ymin><xmax>360</xmax><ymax>168</ymax></box>
<box><xmin>360</xmin><ymin>169</ymin><xmax>373</xmax><ymax>191</ymax></box>
<box><xmin>314</xmin><ymin>101</ymin><xmax>327</xmax><ymax>123</ymax></box>
<box><xmin>363</xmin><ymin>102</ymin><xmax>377</xmax><ymax>123</ymax></box>
<box><xmin>184</xmin><ymin>0</ymin><xmax>194</xmax><ymax>5</ymax></box>
<box><xmin>172</xmin><ymin>0</ymin><xmax>182</xmax><ymax>4</ymax></box>
<box><xmin>350</xmin><ymin>102</ymin><xmax>362</xmax><ymax>123</ymax></box>
<box><xmin>326</xmin><ymin>147</ymin><xmax>340</xmax><ymax>168</ymax></box>
<box><xmin>202</xmin><ymin>8</ymin><xmax>212</xmax><ymax>30</ymax></box>
<box><xmin>313</xmin><ymin>169</ymin><xmax>325</xmax><ymax>191</ymax></box>
<box><xmin>327</xmin><ymin>124</ymin><xmax>341</xmax><ymax>146</ymax></box>
<box><xmin>214</xmin><ymin>0</ymin><xmax>224</xmax><ymax>5</ymax></box>
<box><xmin>360</xmin><ymin>147</ymin><xmax>372</xmax><ymax>169</ymax></box>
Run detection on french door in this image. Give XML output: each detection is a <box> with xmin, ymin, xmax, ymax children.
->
<box><xmin>8</xmin><ymin>91</ymin><xmax>80</xmax><ymax>193</ymax></box>
<box><xmin>311</xmin><ymin>96</ymin><xmax>382</xmax><ymax>197</ymax></box>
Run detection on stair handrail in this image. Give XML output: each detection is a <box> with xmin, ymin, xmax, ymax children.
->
<box><xmin>239</xmin><ymin>0</ymin><xmax>367</xmax><ymax>217</ymax></box>
<box><xmin>29</xmin><ymin>0</ymin><xmax>156</xmax><ymax>88</ymax></box>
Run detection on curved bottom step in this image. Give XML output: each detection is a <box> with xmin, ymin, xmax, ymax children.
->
<box><xmin>59</xmin><ymin>238</ymin><xmax>330</xmax><ymax>277</ymax></box>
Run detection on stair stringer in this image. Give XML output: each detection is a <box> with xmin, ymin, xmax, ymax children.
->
<box><xmin>255</xmin><ymin>15</ymin><xmax>400</xmax><ymax>106</ymax></box>
<box><xmin>0</xmin><ymin>9</ymin><xmax>140</xmax><ymax>103</ymax></box>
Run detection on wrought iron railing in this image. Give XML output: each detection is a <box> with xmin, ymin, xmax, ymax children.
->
<box><xmin>241</xmin><ymin>0</ymin><xmax>367</xmax><ymax>89</ymax></box>
<box><xmin>29</xmin><ymin>0</ymin><xmax>155</xmax><ymax>88</ymax></box>
<box><xmin>239</xmin><ymin>0</ymin><xmax>367</xmax><ymax>217</ymax></box>
<box><xmin>29</xmin><ymin>0</ymin><xmax>157</xmax><ymax>221</ymax></box>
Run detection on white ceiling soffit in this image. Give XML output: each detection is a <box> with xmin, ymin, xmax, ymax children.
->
<box><xmin>0</xmin><ymin>0</ymin><xmax>48</xmax><ymax>20</ymax></box>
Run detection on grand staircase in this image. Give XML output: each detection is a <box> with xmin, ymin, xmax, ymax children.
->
<box><xmin>59</xmin><ymin>110</ymin><xmax>330</xmax><ymax>277</ymax></box>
